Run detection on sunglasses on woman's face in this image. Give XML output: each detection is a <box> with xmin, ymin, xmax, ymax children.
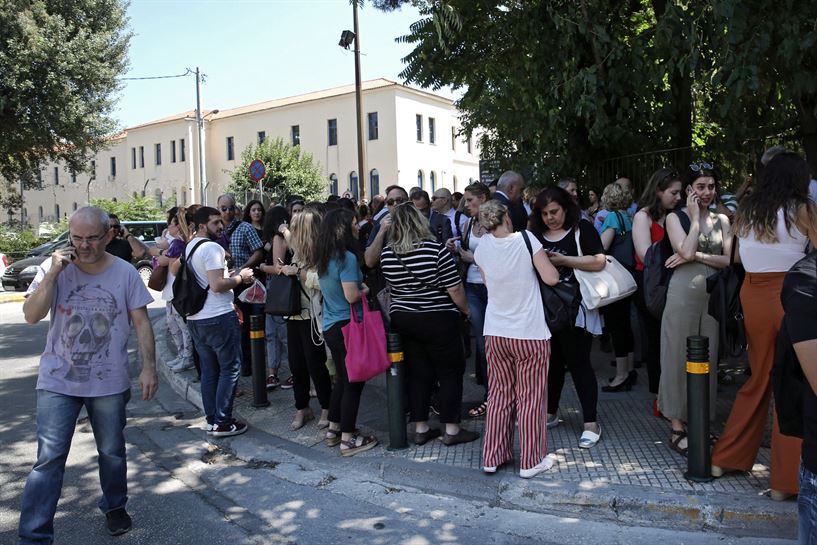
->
<box><xmin>386</xmin><ymin>197</ymin><xmax>407</xmax><ymax>206</ymax></box>
<box><xmin>689</xmin><ymin>162</ymin><xmax>714</xmax><ymax>172</ymax></box>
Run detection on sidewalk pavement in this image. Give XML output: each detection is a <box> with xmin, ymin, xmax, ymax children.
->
<box><xmin>154</xmin><ymin>315</ymin><xmax>797</xmax><ymax>540</ymax></box>
<box><xmin>0</xmin><ymin>291</ymin><xmax>25</xmax><ymax>304</ymax></box>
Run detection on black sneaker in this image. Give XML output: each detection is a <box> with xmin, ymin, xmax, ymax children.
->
<box><xmin>280</xmin><ymin>376</ymin><xmax>294</xmax><ymax>390</ymax></box>
<box><xmin>105</xmin><ymin>508</ymin><xmax>132</xmax><ymax>536</ymax></box>
<box><xmin>211</xmin><ymin>420</ymin><xmax>248</xmax><ymax>437</ymax></box>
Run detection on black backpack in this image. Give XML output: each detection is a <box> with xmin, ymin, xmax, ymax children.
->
<box><xmin>607</xmin><ymin>211</ymin><xmax>635</xmax><ymax>269</ymax></box>
<box><xmin>643</xmin><ymin>210</ymin><xmax>690</xmax><ymax>319</ymax></box>
<box><xmin>172</xmin><ymin>239</ymin><xmax>211</xmax><ymax>320</ymax></box>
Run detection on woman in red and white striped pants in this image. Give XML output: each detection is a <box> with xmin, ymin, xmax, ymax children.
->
<box><xmin>473</xmin><ymin>198</ymin><xmax>560</xmax><ymax>478</ymax></box>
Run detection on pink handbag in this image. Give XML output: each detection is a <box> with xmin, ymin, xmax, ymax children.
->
<box><xmin>341</xmin><ymin>301</ymin><xmax>389</xmax><ymax>383</ymax></box>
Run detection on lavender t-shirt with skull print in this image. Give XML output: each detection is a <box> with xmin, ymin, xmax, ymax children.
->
<box><xmin>27</xmin><ymin>257</ymin><xmax>153</xmax><ymax>397</ymax></box>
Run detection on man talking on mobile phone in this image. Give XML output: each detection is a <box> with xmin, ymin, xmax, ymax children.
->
<box><xmin>17</xmin><ymin>206</ymin><xmax>157</xmax><ymax>543</ymax></box>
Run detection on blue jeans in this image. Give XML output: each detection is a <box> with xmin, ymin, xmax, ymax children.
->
<box><xmin>801</xmin><ymin>463</ymin><xmax>817</xmax><ymax>545</ymax></box>
<box><xmin>187</xmin><ymin>311</ymin><xmax>242</xmax><ymax>426</ymax></box>
<box><xmin>466</xmin><ymin>282</ymin><xmax>488</xmax><ymax>401</ymax></box>
<box><xmin>265</xmin><ymin>314</ymin><xmax>288</xmax><ymax>373</ymax></box>
<box><xmin>18</xmin><ymin>389</ymin><xmax>131</xmax><ymax>545</ymax></box>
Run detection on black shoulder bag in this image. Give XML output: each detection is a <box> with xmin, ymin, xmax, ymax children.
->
<box><xmin>521</xmin><ymin>231</ymin><xmax>581</xmax><ymax>333</ymax></box>
<box><xmin>706</xmin><ymin>235</ymin><xmax>747</xmax><ymax>358</ymax></box>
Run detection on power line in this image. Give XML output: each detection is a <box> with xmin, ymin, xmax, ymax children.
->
<box><xmin>119</xmin><ymin>70</ymin><xmax>193</xmax><ymax>81</ymax></box>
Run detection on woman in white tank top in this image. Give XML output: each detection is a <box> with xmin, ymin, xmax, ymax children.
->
<box><xmin>711</xmin><ymin>152</ymin><xmax>817</xmax><ymax>500</ymax></box>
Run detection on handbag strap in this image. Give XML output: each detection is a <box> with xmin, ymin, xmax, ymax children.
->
<box><xmin>728</xmin><ymin>234</ymin><xmax>738</xmax><ymax>266</ymax></box>
<box><xmin>390</xmin><ymin>243</ymin><xmax>447</xmax><ymax>293</ymax></box>
<box><xmin>574</xmin><ymin>227</ymin><xmax>584</xmax><ymax>257</ymax></box>
<box><xmin>613</xmin><ymin>211</ymin><xmax>628</xmax><ymax>237</ymax></box>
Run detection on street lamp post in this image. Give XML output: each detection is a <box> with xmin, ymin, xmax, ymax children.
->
<box><xmin>195</xmin><ymin>67</ymin><xmax>208</xmax><ymax>205</ymax></box>
<box><xmin>339</xmin><ymin>3</ymin><xmax>366</xmax><ymax>202</ymax></box>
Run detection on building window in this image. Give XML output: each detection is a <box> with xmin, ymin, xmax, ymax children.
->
<box><xmin>139</xmin><ymin>146</ymin><xmax>144</xmax><ymax>168</ymax></box>
<box><xmin>370</xmin><ymin>168</ymin><xmax>380</xmax><ymax>196</ymax></box>
<box><xmin>257</xmin><ymin>131</ymin><xmax>266</xmax><ymax>144</ymax></box>
<box><xmin>467</xmin><ymin>137</ymin><xmax>472</xmax><ymax>154</ymax></box>
<box><xmin>416</xmin><ymin>114</ymin><xmax>423</xmax><ymax>141</ymax></box>
<box><xmin>429</xmin><ymin>118</ymin><xmax>436</xmax><ymax>144</ymax></box>
<box><xmin>155</xmin><ymin>143</ymin><xmax>162</xmax><ymax>165</ymax></box>
<box><xmin>171</xmin><ymin>140</ymin><xmax>177</xmax><ymax>163</ymax></box>
<box><xmin>417</xmin><ymin>170</ymin><xmax>424</xmax><ymax>189</ymax></box>
<box><xmin>430</xmin><ymin>171</ymin><xmax>436</xmax><ymax>191</ymax></box>
<box><xmin>110</xmin><ymin>157</ymin><xmax>117</xmax><ymax>177</ymax></box>
<box><xmin>72</xmin><ymin>202</ymin><xmax>77</xmax><ymax>211</ymax></box>
<box><xmin>329</xmin><ymin>173</ymin><xmax>338</xmax><ymax>195</ymax></box>
<box><xmin>292</xmin><ymin>125</ymin><xmax>300</xmax><ymax>146</ymax></box>
<box><xmin>71</xmin><ymin>170</ymin><xmax>77</xmax><ymax>184</ymax></box>
<box><xmin>53</xmin><ymin>167</ymin><xmax>59</xmax><ymax>185</ymax></box>
<box><xmin>180</xmin><ymin>138</ymin><xmax>186</xmax><ymax>162</ymax></box>
<box><xmin>349</xmin><ymin>171</ymin><xmax>359</xmax><ymax>200</ymax></box>
<box><xmin>327</xmin><ymin>119</ymin><xmax>337</xmax><ymax>146</ymax></box>
<box><xmin>226</xmin><ymin>136</ymin><xmax>235</xmax><ymax>160</ymax></box>
<box><xmin>90</xmin><ymin>160</ymin><xmax>96</xmax><ymax>179</ymax></box>
<box><xmin>54</xmin><ymin>204</ymin><xmax>60</xmax><ymax>219</ymax></box>
<box><xmin>131</xmin><ymin>147</ymin><xmax>136</xmax><ymax>169</ymax></box>
<box><xmin>453</xmin><ymin>176</ymin><xmax>458</xmax><ymax>191</ymax></box>
<box><xmin>38</xmin><ymin>206</ymin><xmax>43</xmax><ymax>220</ymax></box>
<box><xmin>451</xmin><ymin>127</ymin><xmax>456</xmax><ymax>150</ymax></box>
<box><xmin>367</xmin><ymin>112</ymin><xmax>378</xmax><ymax>140</ymax></box>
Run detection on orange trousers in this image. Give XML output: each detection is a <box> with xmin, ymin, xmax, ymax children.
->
<box><xmin>711</xmin><ymin>271</ymin><xmax>801</xmax><ymax>494</ymax></box>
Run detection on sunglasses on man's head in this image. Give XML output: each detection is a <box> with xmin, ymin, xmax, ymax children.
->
<box><xmin>386</xmin><ymin>197</ymin><xmax>407</xmax><ymax>206</ymax></box>
<box><xmin>689</xmin><ymin>162</ymin><xmax>714</xmax><ymax>172</ymax></box>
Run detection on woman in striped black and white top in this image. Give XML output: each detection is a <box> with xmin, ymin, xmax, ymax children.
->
<box><xmin>381</xmin><ymin>203</ymin><xmax>479</xmax><ymax>447</ymax></box>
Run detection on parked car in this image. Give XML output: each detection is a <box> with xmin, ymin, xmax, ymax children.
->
<box><xmin>26</xmin><ymin>231</ymin><xmax>69</xmax><ymax>257</ymax></box>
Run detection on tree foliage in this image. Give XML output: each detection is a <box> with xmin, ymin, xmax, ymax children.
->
<box><xmin>378</xmin><ymin>0</ymin><xmax>817</xmax><ymax>187</ymax></box>
<box><xmin>90</xmin><ymin>195</ymin><xmax>166</xmax><ymax>221</ymax></box>
<box><xmin>0</xmin><ymin>0</ymin><xmax>130</xmax><ymax>190</ymax></box>
<box><xmin>226</xmin><ymin>138</ymin><xmax>328</xmax><ymax>203</ymax></box>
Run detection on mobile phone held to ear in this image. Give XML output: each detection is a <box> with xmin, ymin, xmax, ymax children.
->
<box><xmin>66</xmin><ymin>241</ymin><xmax>76</xmax><ymax>260</ymax></box>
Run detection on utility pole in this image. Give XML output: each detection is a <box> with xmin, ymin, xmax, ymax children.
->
<box><xmin>352</xmin><ymin>2</ymin><xmax>366</xmax><ymax>202</ymax></box>
<box><xmin>195</xmin><ymin>67</ymin><xmax>209</xmax><ymax>205</ymax></box>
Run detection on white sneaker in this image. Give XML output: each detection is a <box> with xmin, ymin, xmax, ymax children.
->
<box><xmin>519</xmin><ymin>454</ymin><xmax>556</xmax><ymax>478</ymax></box>
<box><xmin>483</xmin><ymin>465</ymin><xmax>498</xmax><ymax>474</ymax></box>
<box><xmin>170</xmin><ymin>359</ymin><xmax>194</xmax><ymax>373</ymax></box>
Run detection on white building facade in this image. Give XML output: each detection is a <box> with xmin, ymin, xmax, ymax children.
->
<box><xmin>13</xmin><ymin>79</ymin><xmax>480</xmax><ymax>228</ymax></box>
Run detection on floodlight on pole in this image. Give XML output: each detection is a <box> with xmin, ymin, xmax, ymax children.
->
<box><xmin>338</xmin><ymin>2</ymin><xmax>366</xmax><ymax>202</ymax></box>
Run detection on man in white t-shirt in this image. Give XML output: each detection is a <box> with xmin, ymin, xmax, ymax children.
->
<box><xmin>185</xmin><ymin>206</ymin><xmax>254</xmax><ymax>438</ymax></box>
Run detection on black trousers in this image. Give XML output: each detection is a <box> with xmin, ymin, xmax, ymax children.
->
<box><xmin>632</xmin><ymin>270</ymin><xmax>661</xmax><ymax>394</ymax></box>
<box><xmin>548</xmin><ymin>326</ymin><xmax>598</xmax><ymax>423</ymax></box>
<box><xmin>390</xmin><ymin>310</ymin><xmax>465</xmax><ymax>424</ymax></box>
<box><xmin>287</xmin><ymin>319</ymin><xmax>332</xmax><ymax>410</ymax></box>
<box><xmin>324</xmin><ymin>321</ymin><xmax>366</xmax><ymax>433</ymax></box>
<box><xmin>600</xmin><ymin>296</ymin><xmax>634</xmax><ymax>358</ymax></box>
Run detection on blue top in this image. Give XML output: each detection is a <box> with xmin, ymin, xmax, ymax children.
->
<box><xmin>600</xmin><ymin>210</ymin><xmax>633</xmax><ymax>234</ymax></box>
<box><xmin>318</xmin><ymin>251</ymin><xmax>363</xmax><ymax>331</ymax></box>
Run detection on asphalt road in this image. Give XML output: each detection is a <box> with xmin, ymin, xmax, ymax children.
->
<box><xmin>0</xmin><ymin>300</ymin><xmax>793</xmax><ymax>545</ymax></box>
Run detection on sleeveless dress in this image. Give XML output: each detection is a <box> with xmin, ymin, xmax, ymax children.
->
<box><xmin>658</xmin><ymin>211</ymin><xmax>723</xmax><ymax>421</ymax></box>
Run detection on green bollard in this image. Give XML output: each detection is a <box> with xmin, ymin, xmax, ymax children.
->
<box><xmin>250</xmin><ymin>314</ymin><xmax>269</xmax><ymax>409</ymax></box>
<box><xmin>684</xmin><ymin>335</ymin><xmax>713</xmax><ymax>482</ymax></box>
<box><xmin>386</xmin><ymin>332</ymin><xmax>408</xmax><ymax>450</ymax></box>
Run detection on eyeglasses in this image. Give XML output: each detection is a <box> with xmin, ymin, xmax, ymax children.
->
<box><xmin>220</xmin><ymin>205</ymin><xmax>235</xmax><ymax>212</ymax></box>
<box><xmin>110</xmin><ymin>223</ymin><xmax>121</xmax><ymax>230</ymax></box>
<box><xmin>386</xmin><ymin>197</ymin><xmax>407</xmax><ymax>206</ymax></box>
<box><xmin>70</xmin><ymin>231</ymin><xmax>109</xmax><ymax>245</ymax></box>
<box><xmin>431</xmin><ymin>196</ymin><xmax>447</xmax><ymax>201</ymax></box>
<box><xmin>689</xmin><ymin>162</ymin><xmax>714</xmax><ymax>172</ymax></box>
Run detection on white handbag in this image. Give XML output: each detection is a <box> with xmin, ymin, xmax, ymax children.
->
<box><xmin>572</xmin><ymin>229</ymin><xmax>637</xmax><ymax>310</ymax></box>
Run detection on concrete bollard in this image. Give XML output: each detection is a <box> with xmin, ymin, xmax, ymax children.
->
<box><xmin>249</xmin><ymin>314</ymin><xmax>269</xmax><ymax>408</ymax></box>
<box><xmin>684</xmin><ymin>335</ymin><xmax>713</xmax><ymax>482</ymax></box>
<box><xmin>386</xmin><ymin>332</ymin><xmax>408</xmax><ymax>450</ymax></box>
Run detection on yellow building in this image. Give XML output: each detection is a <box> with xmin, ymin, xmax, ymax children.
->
<box><xmin>16</xmin><ymin>78</ymin><xmax>480</xmax><ymax>228</ymax></box>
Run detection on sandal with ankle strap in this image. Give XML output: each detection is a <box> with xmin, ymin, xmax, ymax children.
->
<box><xmin>340</xmin><ymin>434</ymin><xmax>378</xmax><ymax>457</ymax></box>
<box><xmin>670</xmin><ymin>429</ymin><xmax>688</xmax><ymax>457</ymax></box>
<box><xmin>468</xmin><ymin>401</ymin><xmax>488</xmax><ymax>418</ymax></box>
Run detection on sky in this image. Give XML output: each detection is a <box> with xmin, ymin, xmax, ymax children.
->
<box><xmin>114</xmin><ymin>0</ymin><xmax>456</xmax><ymax>129</ymax></box>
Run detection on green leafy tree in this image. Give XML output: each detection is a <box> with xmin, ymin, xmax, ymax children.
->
<box><xmin>0</xmin><ymin>0</ymin><xmax>130</xmax><ymax>190</ymax></box>
<box><xmin>90</xmin><ymin>196</ymin><xmax>165</xmax><ymax>221</ymax></box>
<box><xmin>377</xmin><ymin>0</ymin><xmax>815</xmax><ymax>187</ymax></box>
<box><xmin>226</xmin><ymin>138</ymin><xmax>327</xmax><ymax>203</ymax></box>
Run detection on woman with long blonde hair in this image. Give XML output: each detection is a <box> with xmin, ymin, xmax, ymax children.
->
<box><xmin>158</xmin><ymin>206</ymin><xmax>195</xmax><ymax>372</ymax></box>
<box><xmin>381</xmin><ymin>203</ymin><xmax>478</xmax><ymax>447</ymax></box>
<box><xmin>278</xmin><ymin>208</ymin><xmax>333</xmax><ymax>430</ymax></box>
<box><xmin>711</xmin><ymin>152</ymin><xmax>817</xmax><ymax>500</ymax></box>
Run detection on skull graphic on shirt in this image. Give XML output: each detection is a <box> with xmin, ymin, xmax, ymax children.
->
<box><xmin>58</xmin><ymin>284</ymin><xmax>120</xmax><ymax>383</ymax></box>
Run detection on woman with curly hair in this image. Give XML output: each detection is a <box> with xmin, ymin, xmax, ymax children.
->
<box><xmin>711</xmin><ymin>152</ymin><xmax>817</xmax><ymax>500</ymax></box>
<box><xmin>316</xmin><ymin>209</ymin><xmax>377</xmax><ymax>456</ymax></box>
<box><xmin>242</xmin><ymin>199</ymin><xmax>265</xmax><ymax>239</ymax></box>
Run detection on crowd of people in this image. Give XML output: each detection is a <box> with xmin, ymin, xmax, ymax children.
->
<box><xmin>16</xmin><ymin>145</ymin><xmax>817</xmax><ymax>543</ymax></box>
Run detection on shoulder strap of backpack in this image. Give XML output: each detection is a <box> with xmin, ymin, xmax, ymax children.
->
<box><xmin>454</xmin><ymin>211</ymin><xmax>464</xmax><ymax>239</ymax></box>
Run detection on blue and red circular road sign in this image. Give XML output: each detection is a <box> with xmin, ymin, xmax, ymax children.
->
<box><xmin>249</xmin><ymin>159</ymin><xmax>266</xmax><ymax>182</ymax></box>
